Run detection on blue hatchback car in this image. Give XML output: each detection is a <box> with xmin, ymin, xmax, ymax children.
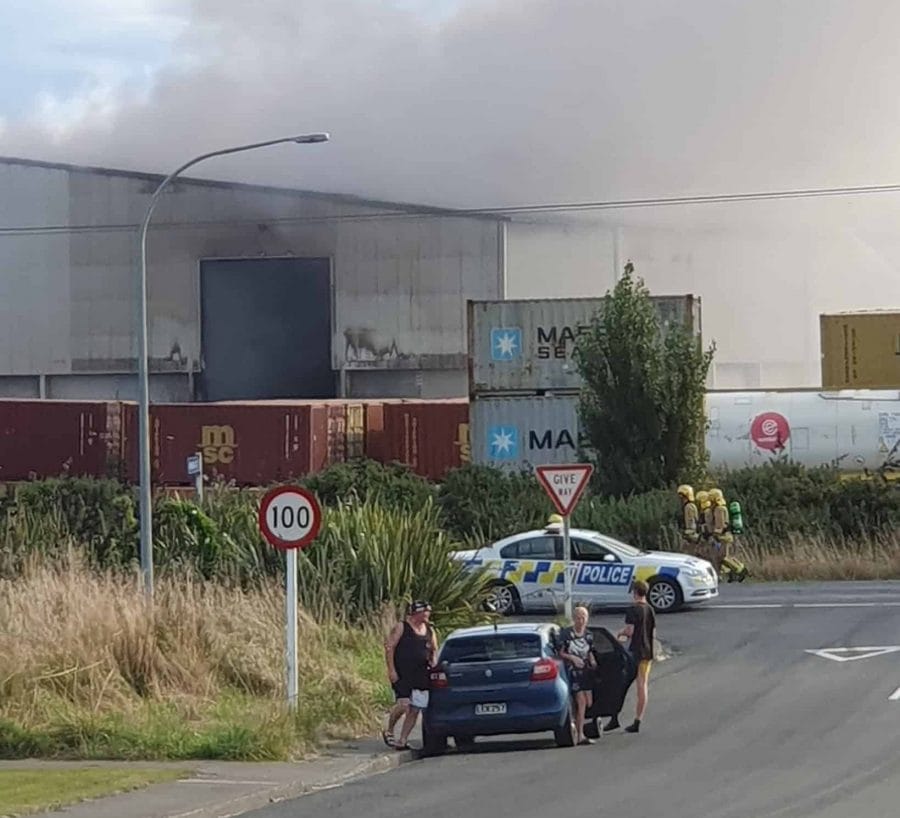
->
<box><xmin>421</xmin><ymin>622</ymin><xmax>636</xmax><ymax>755</ymax></box>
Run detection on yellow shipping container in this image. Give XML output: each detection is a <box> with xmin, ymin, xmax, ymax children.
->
<box><xmin>820</xmin><ymin>312</ymin><xmax>900</xmax><ymax>389</ymax></box>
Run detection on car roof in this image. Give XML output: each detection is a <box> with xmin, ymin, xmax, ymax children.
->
<box><xmin>488</xmin><ymin>528</ymin><xmax>624</xmax><ymax>546</ymax></box>
<box><xmin>444</xmin><ymin>622</ymin><xmax>554</xmax><ymax>640</ymax></box>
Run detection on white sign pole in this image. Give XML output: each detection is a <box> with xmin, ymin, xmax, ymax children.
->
<box><xmin>194</xmin><ymin>452</ymin><xmax>204</xmax><ymax>503</ymax></box>
<box><xmin>286</xmin><ymin>547</ymin><xmax>299</xmax><ymax>710</ymax></box>
<box><xmin>563</xmin><ymin>513</ymin><xmax>573</xmax><ymax>620</ymax></box>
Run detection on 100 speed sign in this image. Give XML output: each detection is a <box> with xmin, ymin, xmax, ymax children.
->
<box><xmin>258</xmin><ymin>486</ymin><xmax>322</xmax><ymax>550</ymax></box>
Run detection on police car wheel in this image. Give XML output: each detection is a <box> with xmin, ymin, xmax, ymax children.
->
<box><xmin>647</xmin><ymin>578</ymin><xmax>683</xmax><ymax>613</ymax></box>
<box><xmin>484</xmin><ymin>582</ymin><xmax>520</xmax><ymax>616</ymax></box>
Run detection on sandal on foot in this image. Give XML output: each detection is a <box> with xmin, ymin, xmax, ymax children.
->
<box><xmin>382</xmin><ymin>730</ymin><xmax>395</xmax><ymax>748</ymax></box>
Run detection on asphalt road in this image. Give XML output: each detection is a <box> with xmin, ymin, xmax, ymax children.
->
<box><xmin>249</xmin><ymin>581</ymin><xmax>900</xmax><ymax>818</ymax></box>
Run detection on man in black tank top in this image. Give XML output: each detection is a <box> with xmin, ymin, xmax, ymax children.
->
<box><xmin>384</xmin><ymin>600</ymin><xmax>437</xmax><ymax>750</ymax></box>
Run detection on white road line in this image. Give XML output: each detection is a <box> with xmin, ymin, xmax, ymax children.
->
<box><xmin>793</xmin><ymin>602</ymin><xmax>900</xmax><ymax>608</ymax></box>
<box><xmin>181</xmin><ymin>779</ymin><xmax>276</xmax><ymax>785</ymax></box>
<box><xmin>711</xmin><ymin>602</ymin><xmax>900</xmax><ymax>610</ymax></box>
<box><xmin>889</xmin><ymin>686</ymin><xmax>900</xmax><ymax>702</ymax></box>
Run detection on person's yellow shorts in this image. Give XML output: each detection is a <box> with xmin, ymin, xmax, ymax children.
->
<box><xmin>637</xmin><ymin>660</ymin><xmax>653</xmax><ymax>678</ymax></box>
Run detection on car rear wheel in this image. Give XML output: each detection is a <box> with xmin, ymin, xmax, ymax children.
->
<box><xmin>553</xmin><ymin>703</ymin><xmax>577</xmax><ymax>748</ymax></box>
<box><xmin>484</xmin><ymin>581</ymin><xmax>520</xmax><ymax>616</ymax></box>
<box><xmin>422</xmin><ymin>722</ymin><xmax>447</xmax><ymax>757</ymax></box>
<box><xmin>647</xmin><ymin>577</ymin><xmax>683</xmax><ymax>613</ymax></box>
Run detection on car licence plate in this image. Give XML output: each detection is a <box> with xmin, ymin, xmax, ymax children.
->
<box><xmin>475</xmin><ymin>703</ymin><xmax>506</xmax><ymax>715</ymax></box>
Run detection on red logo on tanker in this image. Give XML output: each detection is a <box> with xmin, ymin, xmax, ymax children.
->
<box><xmin>750</xmin><ymin>412</ymin><xmax>790</xmax><ymax>451</ymax></box>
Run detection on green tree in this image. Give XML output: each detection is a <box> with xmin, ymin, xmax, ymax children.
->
<box><xmin>573</xmin><ymin>262</ymin><xmax>715</xmax><ymax>496</ymax></box>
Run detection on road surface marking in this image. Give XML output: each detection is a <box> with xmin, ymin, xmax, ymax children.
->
<box><xmin>889</xmin><ymin>686</ymin><xmax>900</xmax><ymax>702</ymax></box>
<box><xmin>804</xmin><ymin>646</ymin><xmax>900</xmax><ymax>663</ymax></box>
<box><xmin>182</xmin><ymin>779</ymin><xmax>277</xmax><ymax>785</ymax></box>
<box><xmin>712</xmin><ymin>602</ymin><xmax>900</xmax><ymax>610</ymax></box>
<box><xmin>793</xmin><ymin>602</ymin><xmax>900</xmax><ymax>608</ymax></box>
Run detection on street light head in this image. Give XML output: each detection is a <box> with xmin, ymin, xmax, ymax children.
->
<box><xmin>293</xmin><ymin>133</ymin><xmax>330</xmax><ymax>144</ymax></box>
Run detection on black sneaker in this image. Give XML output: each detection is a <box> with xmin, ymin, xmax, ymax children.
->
<box><xmin>624</xmin><ymin>721</ymin><xmax>640</xmax><ymax>734</ymax></box>
<box><xmin>578</xmin><ymin>738</ymin><xmax>595</xmax><ymax>746</ymax></box>
<box><xmin>605</xmin><ymin>716</ymin><xmax>620</xmax><ymax>731</ymax></box>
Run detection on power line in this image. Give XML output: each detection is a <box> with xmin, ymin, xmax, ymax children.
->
<box><xmin>455</xmin><ymin>181</ymin><xmax>900</xmax><ymax>215</ymax></box>
<box><xmin>3</xmin><ymin>179</ymin><xmax>900</xmax><ymax>236</ymax></box>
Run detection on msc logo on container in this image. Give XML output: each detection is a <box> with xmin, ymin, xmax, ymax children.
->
<box><xmin>490</xmin><ymin>327</ymin><xmax>522</xmax><ymax>361</ymax></box>
<box><xmin>199</xmin><ymin>425</ymin><xmax>237</xmax><ymax>465</ymax></box>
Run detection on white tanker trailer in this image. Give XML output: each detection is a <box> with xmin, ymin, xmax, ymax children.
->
<box><xmin>705</xmin><ymin>389</ymin><xmax>900</xmax><ymax>474</ymax></box>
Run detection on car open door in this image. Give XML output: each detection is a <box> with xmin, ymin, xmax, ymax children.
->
<box><xmin>584</xmin><ymin>626</ymin><xmax>637</xmax><ymax>726</ymax></box>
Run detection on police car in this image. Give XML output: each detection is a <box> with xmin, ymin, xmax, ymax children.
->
<box><xmin>452</xmin><ymin>522</ymin><xmax>718</xmax><ymax>614</ymax></box>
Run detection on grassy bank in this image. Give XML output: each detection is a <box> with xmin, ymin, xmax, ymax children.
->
<box><xmin>0</xmin><ymin>767</ymin><xmax>189</xmax><ymax>816</ymax></box>
<box><xmin>0</xmin><ymin>561</ymin><xmax>394</xmax><ymax>761</ymax></box>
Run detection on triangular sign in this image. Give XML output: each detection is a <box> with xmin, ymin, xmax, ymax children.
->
<box><xmin>804</xmin><ymin>646</ymin><xmax>900</xmax><ymax>663</ymax></box>
<box><xmin>535</xmin><ymin>464</ymin><xmax>594</xmax><ymax>516</ymax></box>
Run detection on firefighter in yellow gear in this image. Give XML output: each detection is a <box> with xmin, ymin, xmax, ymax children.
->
<box><xmin>697</xmin><ymin>489</ymin><xmax>714</xmax><ymax>562</ymax></box>
<box><xmin>676</xmin><ymin>485</ymin><xmax>700</xmax><ymax>551</ymax></box>
<box><xmin>707</xmin><ymin>488</ymin><xmax>748</xmax><ymax>582</ymax></box>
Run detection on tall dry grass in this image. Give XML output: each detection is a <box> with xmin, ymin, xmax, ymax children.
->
<box><xmin>736</xmin><ymin>530</ymin><xmax>900</xmax><ymax>581</ymax></box>
<box><xmin>0</xmin><ymin>557</ymin><xmax>391</xmax><ymax>760</ymax></box>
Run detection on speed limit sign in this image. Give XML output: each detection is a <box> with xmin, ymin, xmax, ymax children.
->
<box><xmin>258</xmin><ymin>485</ymin><xmax>321</xmax><ymax>551</ymax></box>
<box><xmin>259</xmin><ymin>485</ymin><xmax>322</xmax><ymax>712</ymax></box>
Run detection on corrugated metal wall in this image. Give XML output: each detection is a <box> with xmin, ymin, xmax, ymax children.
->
<box><xmin>468</xmin><ymin>296</ymin><xmax>701</xmax><ymax>394</ymax></box>
<box><xmin>0</xmin><ymin>159</ymin><xmax>504</xmax><ymax>400</ymax></box>
<box><xmin>470</xmin><ymin>395</ymin><xmax>581</xmax><ymax>472</ymax></box>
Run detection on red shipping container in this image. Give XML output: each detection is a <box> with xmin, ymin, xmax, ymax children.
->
<box><xmin>379</xmin><ymin>400</ymin><xmax>469</xmax><ymax>480</ymax></box>
<box><xmin>363</xmin><ymin>402</ymin><xmax>385</xmax><ymax>462</ymax></box>
<box><xmin>0</xmin><ymin>399</ymin><xmax>127</xmax><ymax>482</ymax></box>
<box><xmin>125</xmin><ymin>403</ymin><xmax>328</xmax><ymax>486</ymax></box>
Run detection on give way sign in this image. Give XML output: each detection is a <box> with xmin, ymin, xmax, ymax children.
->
<box><xmin>536</xmin><ymin>464</ymin><xmax>593</xmax><ymax>516</ymax></box>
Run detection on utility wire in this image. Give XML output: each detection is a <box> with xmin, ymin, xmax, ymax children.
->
<box><xmin>3</xmin><ymin>180</ymin><xmax>900</xmax><ymax>236</ymax></box>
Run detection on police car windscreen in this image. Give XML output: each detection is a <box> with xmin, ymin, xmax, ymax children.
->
<box><xmin>442</xmin><ymin>635</ymin><xmax>542</xmax><ymax>663</ymax></box>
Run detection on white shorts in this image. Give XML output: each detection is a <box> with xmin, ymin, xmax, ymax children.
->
<box><xmin>410</xmin><ymin>689</ymin><xmax>430</xmax><ymax>709</ymax></box>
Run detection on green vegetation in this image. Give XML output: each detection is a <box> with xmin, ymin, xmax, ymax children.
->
<box><xmin>573</xmin><ymin>262</ymin><xmax>716</xmax><ymax>495</ymax></box>
<box><xmin>1</xmin><ymin>456</ymin><xmax>898</xmax><ymax>763</ymax></box>
<box><xmin>0</xmin><ymin>767</ymin><xmax>188</xmax><ymax>816</ymax></box>
<box><xmin>3</xmin><ymin>459</ymin><xmax>900</xmax><ymax>580</ymax></box>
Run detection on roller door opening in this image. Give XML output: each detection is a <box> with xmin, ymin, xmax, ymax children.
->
<box><xmin>199</xmin><ymin>258</ymin><xmax>335</xmax><ymax>400</ymax></box>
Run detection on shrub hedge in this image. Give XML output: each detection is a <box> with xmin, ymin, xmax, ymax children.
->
<box><xmin>2</xmin><ymin>458</ymin><xmax>898</xmax><ymax>585</ymax></box>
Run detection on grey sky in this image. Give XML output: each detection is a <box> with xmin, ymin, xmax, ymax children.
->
<box><xmin>2</xmin><ymin>0</ymin><xmax>899</xmax><ymax>385</ymax></box>
<box><xmin>3</xmin><ymin>0</ymin><xmax>900</xmax><ymax>208</ymax></box>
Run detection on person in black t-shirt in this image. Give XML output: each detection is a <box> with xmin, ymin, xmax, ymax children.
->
<box><xmin>383</xmin><ymin>601</ymin><xmax>437</xmax><ymax>750</ymax></box>
<box><xmin>616</xmin><ymin>580</ymin><xmax>656</xmax><ymax>734</ymax></box>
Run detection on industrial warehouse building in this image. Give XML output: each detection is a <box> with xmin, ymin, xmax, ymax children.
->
<box><xmin>2</xmin><ymin>155</ymin><xmax>878</xmax><ymax>398</ymax></box>
<box><xmin>0</xmin><ymin>156</ymin><xmax>506</xmax><ymax>402</ymax></box>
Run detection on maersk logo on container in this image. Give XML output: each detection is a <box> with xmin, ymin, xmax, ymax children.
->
<box><xmin>490</xmin><ymin>327</ymin><xmax>522</xmax><ymax>361</ymax></box>
<box><xmin>487</xmin><ymin>425</ymin><xmax>519</xmax><ymax>459</ymax></box>
<box><xmin>486</xmin><ymin>425</ymin><xmax>577</xmax><ymax>459</ymax></box>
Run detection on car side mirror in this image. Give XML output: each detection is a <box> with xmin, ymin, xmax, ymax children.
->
<box><xmin>603</xmin><ymin>553</ymin><xmax>616</xmax><ymax>563</ymax></box>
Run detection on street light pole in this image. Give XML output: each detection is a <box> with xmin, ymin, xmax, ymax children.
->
<box><xmin>136</xmin><ymin>133</ymin><xmax>330</xmax><ymax>600</ymax></box>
